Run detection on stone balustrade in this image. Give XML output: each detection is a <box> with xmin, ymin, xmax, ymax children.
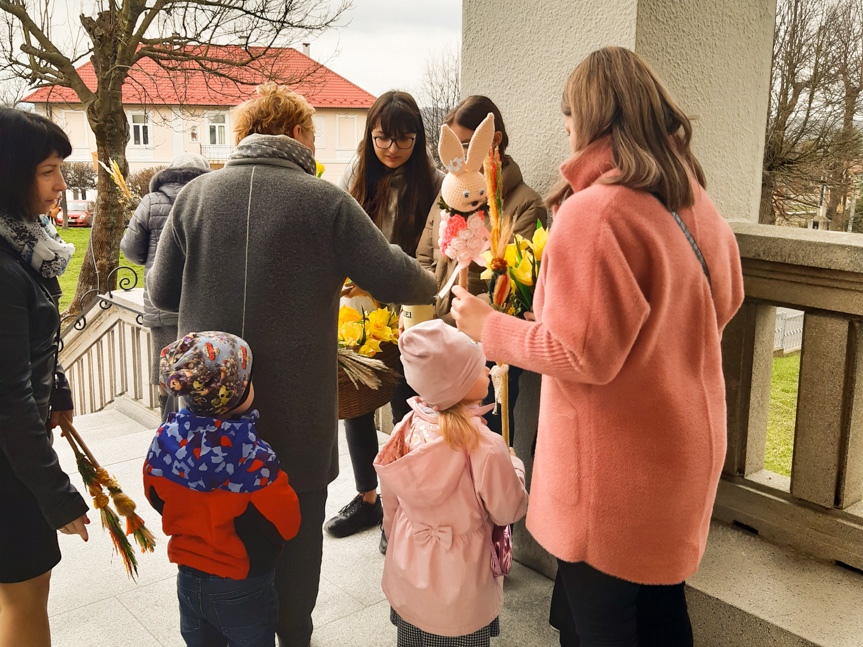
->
<box><xmin>717</xmin><ymin>222</ymin><xmax>863</xmax><ymax>571</ymax></box>
<box><xmin>59</xmin><ymin>289</ymin><xmax>158</xmax><ymax>418</ymax></box>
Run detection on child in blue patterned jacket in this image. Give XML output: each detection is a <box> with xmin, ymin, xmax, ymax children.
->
<box><xmin>143</xmin><ymin>331</ymin><xmax>301</xmax><ymax>647</ymax></box>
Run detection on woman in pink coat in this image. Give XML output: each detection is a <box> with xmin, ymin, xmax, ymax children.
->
<box><xmin>452</xmin><ymin>47</ymin><xmax>744</xmax><ymax>646</ymax></box>
<box><xmin>374</xmin><ymin>320</ymin><xmax>529</xmax><ymax>646</ymax></box>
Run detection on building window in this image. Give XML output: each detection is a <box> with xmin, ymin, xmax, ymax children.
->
<box><xmin>313</xmin><ymin>115</ymin><xmax>326</xmax><ymax>149</ymax></box>
<box><xmin>208</xmin><ymin>113</ymin><xmax>227</xmax><ymax>146</ymax></box>
<box><xmin>336</xmin><ymin>114</ymin><xmax>357</xmax><ymax>151</ymax></box>
<box><xmin>130</xmin><ymin>113</ymin><xmax>150</xmax><ymax>147</ymax></box>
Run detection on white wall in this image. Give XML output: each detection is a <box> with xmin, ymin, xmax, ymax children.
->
<box><xmin>462</xmin><ymin>0</ymin><xmax>777</xmax><ymax>222</ymax></box>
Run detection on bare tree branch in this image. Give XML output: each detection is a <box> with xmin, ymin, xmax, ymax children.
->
<box><xmin>419</xmin><ymin>42</ymin><xmax>460</xmax><ymax>168</ymax></box>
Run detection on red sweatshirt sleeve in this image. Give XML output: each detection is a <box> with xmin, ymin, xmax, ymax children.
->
<box><xmin>482</xmin><ymin>210</ymin><xmax>650</xmax><ymax>385</ymax></box>
<box><xmin>248</xmin><ymin>470</ymin><xmax>301</xmax><ymax>542</ymax></box>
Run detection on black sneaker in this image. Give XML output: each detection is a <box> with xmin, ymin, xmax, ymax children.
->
<box><xmin>379</xmin><ymin>526</ymin><xmax>388</xmax><ymax>555</ymax></box>
<box><xmin>324</xmin><ymin>493</ymin><xmax>383</xmax><ymax>538</ymax></box>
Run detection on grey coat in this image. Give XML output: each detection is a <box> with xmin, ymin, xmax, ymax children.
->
<box><xmin>148</xmin><ymin>135</ymin><xmax>437</xmax><ymax>492</ymax></box>
<box><xmin>120</xmin><ymin>166</ymin><xmax>210</xmax><ymax>328</ymax></box>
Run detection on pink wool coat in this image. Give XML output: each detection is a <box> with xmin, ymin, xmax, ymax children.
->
<box><xmin>481</xmin><ymin>137</ymin><xmax>744</xmax><ymax>585</ymax></box>
<box><xmin>374</xmin><ymin>399</ymin><xmax>529</xmax><ymax>636</ymax></box>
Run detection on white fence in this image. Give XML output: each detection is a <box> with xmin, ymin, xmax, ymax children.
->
<box><xmin>774</xmin><ymin>308</ymin><xmax>804</xmax><ymax>354</ymax></box>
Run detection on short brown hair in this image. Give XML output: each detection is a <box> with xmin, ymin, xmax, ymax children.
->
<box><xmin>232</xmin><ymin>82</ymin><xmax>315</xmax><ymax>144</ymax></box>
<box><xmin>551</xmin><ymin>47</ymin><xmax>705</xmax><ymax>212</ymax></box>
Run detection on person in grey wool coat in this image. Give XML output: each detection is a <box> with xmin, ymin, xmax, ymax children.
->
<box><xmin>148</xmin><ymin>83</ymin><xmax>437</xmax><ymax>647</ymax></box>
<box><xmin>120</xmin><ymin>154</ymin><xmax>210</xmax><ymax>421</ymax></box>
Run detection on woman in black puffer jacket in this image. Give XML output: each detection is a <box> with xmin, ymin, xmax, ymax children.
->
<box><xmin>0</xmin><ymin>108</ymin><xmax>90</xmax><ymax>646</ymax></box>
<box><xmin>121</xmin><ymin>154</ymin><xmax>210</xmax><ymax>420</ymax></box>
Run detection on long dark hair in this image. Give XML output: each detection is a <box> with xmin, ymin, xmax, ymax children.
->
<box><xmin>0</xmin><ymin>108</ymin><xmax>72</xmax><ymax>219</ymax></box>
<box><xmin>445</xmin><ymin>95</ymin><xmax>509</xmax><ymax>157</ymax></box>
<box><xmin>349</xmin><ymin>91</ymin><xmax>436</xmax><ymax>254</ymax></box>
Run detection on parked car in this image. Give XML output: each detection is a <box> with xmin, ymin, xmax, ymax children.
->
<box><xmin>54</xmin><ymin>200</ymin><xmax>94</xmax><ymax>227</ymax></box>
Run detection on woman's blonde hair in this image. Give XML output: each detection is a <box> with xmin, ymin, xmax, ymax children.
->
<box><xmin>547</xmin><ymin>47</ymin><xmax>706</xmax><ymax>212</ymax></box>
<box><xmin>232</xmin><ymin>82</ymin><xmax>315</xmax><ymax>144</ymax></box>
<box><xmin>437</xmin><ymin>403</ymin><xmax>481</xmax><ymax>452</ymax></box>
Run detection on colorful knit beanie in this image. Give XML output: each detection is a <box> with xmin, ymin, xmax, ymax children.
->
<box><xmin>159</xmin><ymin>331</ymin><xmax>253</xmax><ymax>417</ymax></box>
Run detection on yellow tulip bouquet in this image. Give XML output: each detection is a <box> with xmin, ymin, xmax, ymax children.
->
<box><xmin>336</xmin><ymin>298</ymin><xmax>401</xmax><ymax>418</ymax></box>
<box><xmin>337</xmin><ymin>304</ymin><xmax>399</xmax><ymax>359</ymax></box>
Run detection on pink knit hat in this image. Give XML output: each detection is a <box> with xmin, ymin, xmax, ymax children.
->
<box><xmin>398</xmin><ymin>320</ymin><xmax>487</xmax><ymax>410</ymax></box>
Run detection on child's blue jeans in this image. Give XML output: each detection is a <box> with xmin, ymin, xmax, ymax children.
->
<box><xmin>177</xmin><ymin>565</ymin><xmax>278</xmax><ymax>647</ymax></box>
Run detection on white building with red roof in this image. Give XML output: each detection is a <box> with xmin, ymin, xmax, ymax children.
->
<box><xmin>24</xmin><ymin>46</ymin><xmax>376</xmax><ymax>181</ymax></box>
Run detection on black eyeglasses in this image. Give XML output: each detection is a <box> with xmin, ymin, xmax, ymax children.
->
<box><xmin>373</xmin><ymin>135</ymin><xmax>416</xmax><ymax>150</ymax></box>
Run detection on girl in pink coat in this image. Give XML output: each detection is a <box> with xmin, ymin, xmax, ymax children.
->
<box><xmin>374</xmin><ymin>319</ymin><xmax>529</xmax><ymax>646</ymax></box>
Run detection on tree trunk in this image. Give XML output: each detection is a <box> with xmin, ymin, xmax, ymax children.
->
<box><xmin>759</xmin><ymin>172</ymin><xmax>778</xmax><ymax>224</ymax></box>
<box><xmin>64</xmin><ymin>103</ymin><xmax>129</xmax><ymax>317</ymax></box>
<box><xmin>60</xmin><ymin>192</ymin><xmax>69</xmax><ymax>230</ymax></box>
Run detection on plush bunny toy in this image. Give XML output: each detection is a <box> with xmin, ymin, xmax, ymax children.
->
<box><xmin>436</xmin><ymin>112</ymin><xmax>496</xmax><ymax>296</ymax></box>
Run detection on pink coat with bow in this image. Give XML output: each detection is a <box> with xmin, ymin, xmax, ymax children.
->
<box><xmin>374</xmin><ymin>398</ymin><xmax>529</xmax><ymax>637</ymax></box>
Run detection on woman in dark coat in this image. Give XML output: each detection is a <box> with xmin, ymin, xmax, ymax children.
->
<box><xmin>0</xmin><ymin>108</ymin><xmax>89</xmax><ymax>646</ymax></box>
<box><xmin>120</xmin><ymin>154</ymin><xmax>210</xmax><ymax>420</ymax></box>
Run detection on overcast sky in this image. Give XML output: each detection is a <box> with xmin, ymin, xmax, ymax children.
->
<box><xmin>8</xmin><ymin>1</ymin><xmax>462</xmax><ymax>100</ymax></box>
<box><xmin>310</xmin><ymin>0</ymin><xmax>462</xmax><ymax>97</ymax></box>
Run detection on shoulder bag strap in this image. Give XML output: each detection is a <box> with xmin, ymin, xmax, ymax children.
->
<box><xmin>669</xmin><ymin>209</ymin><xmax>712</xmax><ymax>289</ymax></box>
<box><xmin>463</xmin><ymin>451</ymin><xmax>495</xmax><ymax>541</ymax></box>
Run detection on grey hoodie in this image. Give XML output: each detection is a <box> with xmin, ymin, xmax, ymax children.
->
<box><xmin>148</xmin><ymin>134</ymin><xmax>437</xmax><ymax>491</ymax></box>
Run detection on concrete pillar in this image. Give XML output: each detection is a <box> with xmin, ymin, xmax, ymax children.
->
<box><xmin>462</xmin><ymin>0</ymin><xmax>776</xmax><ymax>222</ymax></box>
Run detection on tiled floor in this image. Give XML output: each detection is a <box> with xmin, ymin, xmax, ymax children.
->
<box><xmin>48</xmin><ymin>409</ymin><xmax>558</xmax><ymax>646</ymax></box>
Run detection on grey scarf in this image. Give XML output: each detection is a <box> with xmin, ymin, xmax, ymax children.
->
<box><xmin>228</xmin><ymin>134</ymin><xmax>317</xmax><ymax>176</ymax></box>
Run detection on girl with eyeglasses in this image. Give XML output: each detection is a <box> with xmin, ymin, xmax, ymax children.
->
<box><xmin>329</xmin><ymin>91</ymin><xmax>443</xmax><ymax>550</ymax></box>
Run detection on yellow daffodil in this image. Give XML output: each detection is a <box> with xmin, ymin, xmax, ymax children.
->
<box><xmin>504</xmin><ymin>238</ymin><xmax>530</xmax><ymax>267</ymax></box>
<box><xmin>481</xmin><ymin>250</ymin><xmax>494</xmax><ymax>280</ymax></box>
<box><xmin>339</xmin><ymin>305</ymin><xmax>362</xmax><ymax>329</ymax></box>
<box><xmin>359</xmin><ymin>339</ymin><xmax>382</xmax><ymax>357</ymax></box>
<box><xmin>316</xmin><ymin>160</ymin><xmax>326</xmax><ymax>178</ymax></box>
<box><xmin>509</xmin><ymin>256</ymin><xmax>534</xmax><ymax>288</ymax></box>
<box><xmin>339</xmin><ymin>321</ymin><xmax>365</xmax><ymax>347</ymax></box>
<box><xmin>366</xmin><ymin>308</ymin><xmax>395</xmax><ymax>342</ymax></box>
<box><xmin>531</xmin><ymin>226</ymin><xmax>548</xmax><ymax>261</ymax></box>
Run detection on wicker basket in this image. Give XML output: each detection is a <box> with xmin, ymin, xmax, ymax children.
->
<box><xmin>338</xmin><ymin>342</ymin><xmax>400</xmax><ymax>420</ymax></box>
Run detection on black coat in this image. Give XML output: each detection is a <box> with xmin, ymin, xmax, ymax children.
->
<box><xmin>120</xmin><ymin>166</ymin><xmax>210</xmax><ymax>328</ymax></box>
<box><xmin>0</xmin><ymin>237</ymin><xmax>87</xmax><ymax>529</ymax></box>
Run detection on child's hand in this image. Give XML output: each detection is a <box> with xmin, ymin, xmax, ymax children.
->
<box><xmin>509</xmin><ymin>447</ymin><xmax>517</xmax><ymax>457</ymax></box>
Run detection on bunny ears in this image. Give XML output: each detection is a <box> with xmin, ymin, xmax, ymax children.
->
<box><xmin>439</xmin><ymin>112</ymin><xmax>495</xmax><ymax>176</ymax></box>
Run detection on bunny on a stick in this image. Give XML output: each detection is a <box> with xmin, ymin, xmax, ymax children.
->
<box><xmin>436</xmin><ymin>113</ymin><xmax>495</xmax><ymax>296</ymax></box>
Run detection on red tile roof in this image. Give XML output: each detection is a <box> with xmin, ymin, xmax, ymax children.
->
<box><xmin>23</xmin><ymin>47</ymin><xmax>376</xmax><ymax>109</ymax></box>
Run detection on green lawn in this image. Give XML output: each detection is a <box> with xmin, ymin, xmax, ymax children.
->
<box><xmin>57</xmin><ymin>227</ymin><xmax>144</xmax><ymax>312</ymax></box>
<box><xmin>765</xmin><ymin>353</ymin><xmax>800</xmax><ymax>477</ymax></box>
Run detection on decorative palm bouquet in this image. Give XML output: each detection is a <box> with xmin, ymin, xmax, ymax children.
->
<box><xmin>481</xmin><ymin>149</ymin><xmax>548</xmax><ymax>318</ymax></box>
<box><xmin>58</xmin><ymin>418</ymin><xmax>156</xmax><ymax>579</ymax></box>
<box><xmin>478</xmin><ymin>148</ymin><xmax>549</xmax><ymax>446</ymax></box>
<box><xmin>482</xmin><ymin>224</ymin><xmax>547</xmax><ymax>318</ymax></box>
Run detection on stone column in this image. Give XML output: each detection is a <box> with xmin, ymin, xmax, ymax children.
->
<box><xmin>462</xmin><ymin>0</ymin><xmax>776</xmax><ymax>222</ymax></box>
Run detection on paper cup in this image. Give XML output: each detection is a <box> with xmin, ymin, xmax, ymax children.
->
<box><xmin>401</xmin><ymin>304</ymin><xmax>435</xmax><ymax>330</ymax></box>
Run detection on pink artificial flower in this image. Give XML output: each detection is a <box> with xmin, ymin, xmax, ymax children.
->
<box><xmin>440</xmin><ymin>214</ymin><xmax>467</xmax><ymax>255</ymax></box>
